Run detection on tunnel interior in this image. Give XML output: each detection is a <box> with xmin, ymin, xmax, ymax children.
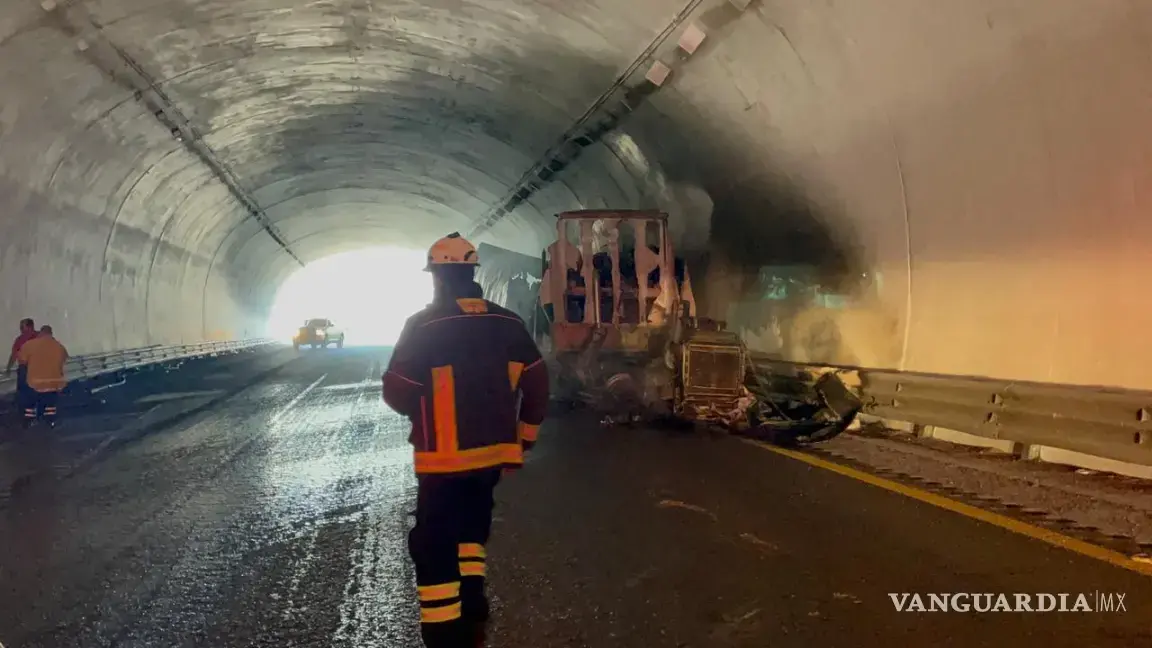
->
<box><xmin>3</xmin><ymin>0</ymin><xmax>1152</xmax><ymax>389</ymax></box>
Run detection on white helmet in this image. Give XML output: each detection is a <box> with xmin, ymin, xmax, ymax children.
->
<box><xmin>425</xmin><ymin>232</ymin><xmax>480</xmax><ymax>271</ymax></box>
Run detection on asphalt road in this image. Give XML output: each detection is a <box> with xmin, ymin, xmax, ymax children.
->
<box><xmin>1</xmin><ymin>347</ymin><xmax>1150</xmax><ymax>647</ymax></box>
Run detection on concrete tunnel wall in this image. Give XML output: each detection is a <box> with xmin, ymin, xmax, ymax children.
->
<box><xmin>1</xmin><ymin>0</ymin><xmax>1151</xmax><ymax>390</ymax></box>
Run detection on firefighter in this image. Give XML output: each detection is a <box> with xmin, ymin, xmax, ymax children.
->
<box><xmin>5</xmin><ymin>318</ymin><xmax>36</xmax><ymax>417</ymax></box>
<box><xmin>17</xmin><ymin>325</ymin><xmax>68</xmax><ymax>428</ymax></box>
<box><xmin>383</xmin><ymin>232</ymin><xmax>550</xmax><ymax>648</ymax></box>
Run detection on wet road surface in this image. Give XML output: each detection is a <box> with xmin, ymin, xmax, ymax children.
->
<box><xmin>1</xmin><ymin>347</ymin><xmax>1150</xmax><ymax>647</ymax></box>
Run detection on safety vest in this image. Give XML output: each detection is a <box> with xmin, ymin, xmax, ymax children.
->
<box><xmin>383</xmin><ymin>297</ymin><xmax>550</xmax><ymax>475</ymax></box>
<box><xmin>18</xmin><ymin>335</ymin><xmax>68</xmax><ymax>392</ymax></box>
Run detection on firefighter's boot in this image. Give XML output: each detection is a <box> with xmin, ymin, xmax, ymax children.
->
<box><xmin>469</xmin><ymin>620</ymin><xmax>488</xmax><ymax>648</ymax></box>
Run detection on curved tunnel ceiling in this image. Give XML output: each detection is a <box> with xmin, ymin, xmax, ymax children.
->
<box><xmin>2</xmin><ymin>0</ymin><xmax>1152</xmax><ymax>390</ymax></box>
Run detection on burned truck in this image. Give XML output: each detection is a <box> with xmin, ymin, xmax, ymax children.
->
<box><xmin>535</xmin><ymin>209</ymin><xmax>860</xmax><ymax>445</ymax></box>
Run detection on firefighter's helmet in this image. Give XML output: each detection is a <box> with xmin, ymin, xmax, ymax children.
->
<box><xmin>425</xmin><ymin>232</ymin><xmax>480</xmax><ymax>271</ymax></box>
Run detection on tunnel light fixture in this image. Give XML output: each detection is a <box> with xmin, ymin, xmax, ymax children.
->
<box><xmin>645</xmin><ymin>60</ymin><xmax>672</xmax><ymax>87</ymax></box>
<box><xmin>466</xmin><ymin>0</ymin><xmax>702</xmax><ymax>239</ymax></box>
<box><xmin>76</xmin><ymin>39</ymin><xmax>89</xmax><ymax>52</ymax></box>
<box><xmin>40</xmin><ymin>0</ymin><xmax>57</xmax><ymax>11</ymax></box>
<box><xmin>678</xmin><ymin>24</ymin><xmax>706</xmax><ymax>55</ymax></box>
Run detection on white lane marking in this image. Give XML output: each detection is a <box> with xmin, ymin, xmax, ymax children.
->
<box><xmin>135</xmin><ymin>390</ymin><xmax>225</xmax><ymax>404</ymax></box>
<box><xmin>270</xmin><ymin>373</ymin><xmax>327</xmax><ymax>426</ymax></box>
<box><xmin>320</xmin><ymin>379</ymin><xmax>380</xmax><ymax>392</ymax></box>
<box><xmin>67</xmin><ymin>406</ymin><xmax>162</xmax><ymax>475</ymax></box>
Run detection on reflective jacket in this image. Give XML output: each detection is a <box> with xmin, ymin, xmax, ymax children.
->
<box><xmin>382</xmin><ymin>296</ymin><xmax>550</xmax><ymax>475</ymax></box>
<box><xmin>17</xmin><ymin>335</ymin><xmax>68</xmax><ymax>392</ymax></box>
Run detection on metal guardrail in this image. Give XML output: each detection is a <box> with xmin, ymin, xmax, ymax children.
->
<box><xmin>752</xmin><ymin>355</ymin><xmax>1152</xmax><ymax>467</ymax></box>
<box><xmin>0</xmin><ymin>338</ymin><xmax>280</xmax><ymax>396</ymax></box>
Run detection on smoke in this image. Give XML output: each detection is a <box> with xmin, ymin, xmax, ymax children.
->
<box><xmin>660</xmin><ymin>182</ymin><xmax>714</xmax><ymax>255</ymax></box>
<box><xmin>601</xmin><ymin>132</ymin><xmax>714</xmax><ymax>255</ymax></box>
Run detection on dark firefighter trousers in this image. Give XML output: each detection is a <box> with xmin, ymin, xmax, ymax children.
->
<box><xmin>15</xmin><ymin>364</ymin><xmax>28</xmax><ymax>411</ymax></box>
<box><xmin>410</xmin><ymin>469</ymin><xmax>501</xmax><ymax>647</ymax></box>
<box><xmin>24</xmin><ymin>388</ymin><xmax>58</xmax><ymax>423</ymax></box>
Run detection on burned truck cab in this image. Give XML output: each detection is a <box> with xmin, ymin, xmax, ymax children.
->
<box><xmin>540</xmin><ymin>210</ymin><xmax>693</xmax><ymax>332</ymax></box>
<box><xmin>537</xmin><ymin>210</ymin><xmax>721</xmax><ymax>421</ymax></box>
<box><xmin>534</xmin><ymin>208</ymin><xmax>862</xmax><ymax>443</ymax></box>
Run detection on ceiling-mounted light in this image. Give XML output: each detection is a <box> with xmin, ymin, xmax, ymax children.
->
<box><xmin>40</xmin><ymin>0</ymin><xmax>57</xmax><ymax>11</ymax></box>
<box><xmin>678</xmin><ymin>24</ymin><xmax>706</xmax><ymax>56</ymax></box>
<box><xmin>644</xmin><ymin>60</ymin><xmax>672</xmax><ymax>87</ymax></box>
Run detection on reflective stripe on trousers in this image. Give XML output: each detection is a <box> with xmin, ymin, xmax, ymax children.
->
<box><xmin>408</xmin><ymin>471</ymin><xmax>500</xmax><ymax>647</ymax></box>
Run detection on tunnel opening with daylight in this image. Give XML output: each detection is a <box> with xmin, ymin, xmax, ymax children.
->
<box><xmin>2</xmin><ymin>0</ymin><xmax>1152</xmax><ymax>389</ymax></box>
<box><xmin>266</xmin><ymin>246</ymin><xmax>432</xmax><ymax>346</ymax></box>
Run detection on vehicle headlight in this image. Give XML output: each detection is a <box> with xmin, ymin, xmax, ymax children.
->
<box><xmin>315</xmin><ymin>329</ymin><xmax>323</xmax><ymax>336</ymax></box>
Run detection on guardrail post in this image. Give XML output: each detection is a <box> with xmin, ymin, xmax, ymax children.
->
<box><xmin>1012</xmin><ymin>442</ymin><xmax>1041</xmax><ymax>460</ymax></box>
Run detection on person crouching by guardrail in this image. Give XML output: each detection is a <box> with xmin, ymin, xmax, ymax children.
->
<box><xmin>5</xmin><ymin>317</ymin><xmax>37</xmax><ymax>417</ymax></box>
<box><xmin>17</xmin><ymin>325</ymin><xmax>69</xmax><ymax>428</ymax></box>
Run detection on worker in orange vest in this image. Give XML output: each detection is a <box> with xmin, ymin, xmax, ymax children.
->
<box><xmin>383</xmin><ymin>233</ymin><xmax>550</xmax><ymax>648</ymax></box>
<box><xmin>17</xmin><ymin>325</ymin><xmax>69</xmax><ymax>428</ymax></box>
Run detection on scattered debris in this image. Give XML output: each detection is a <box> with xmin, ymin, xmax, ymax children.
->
<box><xmin>657</xmin><ymin>499</ymin><xmax>718</xmax><ymax>521</ymax></box>
<box><xmin>739</xmin><ymin>532</ymin><xmax>779</xmax><ymax>552</ymax></box>
<box><xmin>734</xmin><ymin>608</ymin><xmax>761</xmax><ymax>622</ymax></box>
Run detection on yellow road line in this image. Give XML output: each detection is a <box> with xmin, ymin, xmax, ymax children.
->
<box><xmin>741</xmin><ymin>438</ymin><xmax>1152</xmax><ymax>578</ymax></box>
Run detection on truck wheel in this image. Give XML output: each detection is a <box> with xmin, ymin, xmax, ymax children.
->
<box><xmin>293</xmin><ymin>342</ymin><xmax>300</xmax><ymax>352</ymax></box>
<box><xmin>337</xmin><ymin>338</ymin><xmax>344</xmax><ymax>349</ymax></box>
<box><xmin>311</xmin><ymin>343</ymin><xmax>317</xmax><ymax>349</ymax></box>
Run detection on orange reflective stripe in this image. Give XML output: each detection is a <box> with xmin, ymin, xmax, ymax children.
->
<box><xmin>28</xmin><ymin>378</ymin><xmax>66</xmax><ymax>391</ymax></box>
<box><xmin>455</xmin><ymin>298</ymin><xmax>488</xmax><ymax>313</ymax></box>
<box><xmin>421</xmin><ymin>601</ymin><xmax>462</xmax><ymax>623</ymax></box>
<box><xmin>508</xmin><ymin>362</ymin><xmax>524</xmax><ymax>390</ymax></box>
<box><xmin>458</xmin><ymin>543</ymin><xmax>486</xmax><ymax>559</ymax></box>
<box><xmin>413</xmin><ymin>444</ymin><xmax>524</xmax><ymax>474</ymax></box>
<box><xmin>460</xmin><ymin>561</ymin><xmax>487</xmax><ymax>577</ymax></box>
<box><xmin>418</xmin><ymin>582</ymin><xmax>461</xmax><ymax>602</ymax></box>
<box><xmin>431</xmin><ymin>366</ymin><xmax>458</xmax><ymax>452</ymax></box>
<box><xmin>518</xmin><ymin>422</ymin><xmax>540</xmax><ymax>443</ymax></box>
